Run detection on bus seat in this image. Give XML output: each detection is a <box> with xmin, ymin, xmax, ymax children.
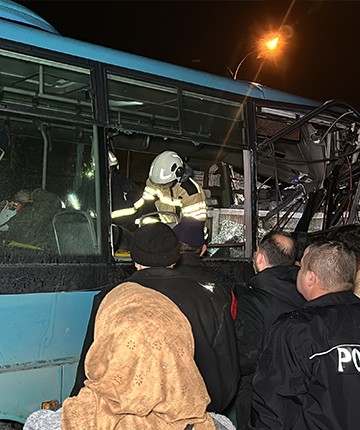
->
<box><xmin>53</xmin><ymin>210</ymin><xmax>97</xmax><ymax>256</ymax></box>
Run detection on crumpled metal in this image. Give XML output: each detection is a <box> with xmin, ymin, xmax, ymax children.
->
<box><xmin>208</xmin><ymin>219</ymin><xmax>245</xmax><ymax>257</ymax></box>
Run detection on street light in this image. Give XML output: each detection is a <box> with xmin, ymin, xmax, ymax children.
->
<box><xmin>231</xmin><ymin>33</ymin><xmax>282</xmax><ymax>80</ymax></box>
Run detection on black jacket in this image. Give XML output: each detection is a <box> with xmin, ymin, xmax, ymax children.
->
<box><xmin>251</xmin><ymin>291</ymin><xmax>360</xmax><ymax>430</ymax></box>
<box><xmin>71</xmin><ymin>267</ymin><xmax>239</xmax><ymax>413</ymax></box>
<box><xmin>176</xmin><ymin>253</ymin><xmax>234</xmax><ymax>303</ymax></box>
<box><xmin>234</xmin><ymin>265</ymin><xmax>305</xmax><ymax>429</ymax></box>
<box><xmin>235</xmin><ymin>265</ymin><xmax>305</xmax><ymax>376</ymax></box>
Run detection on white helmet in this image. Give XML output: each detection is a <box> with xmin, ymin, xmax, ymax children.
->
<box><xmin>149</xmin><ymin>151</ymin><xmax>184</xmax><ymax>184</ymax></box>
<box><xmin>108</xmin><ymin>151</ymin><xmax>119</xmax><ymax>167</ymax></box>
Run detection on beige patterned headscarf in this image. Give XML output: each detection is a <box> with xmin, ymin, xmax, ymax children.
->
<box><xmin>62</xmin><ymin>282</ymin><xmax>215</xmax><ymax>430</ymax></box>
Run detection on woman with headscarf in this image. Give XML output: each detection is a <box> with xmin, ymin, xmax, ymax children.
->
<box><xmin>24</xmin><ymin>282</ymin><xmax>235</xmax><ymax>430</ymax></box>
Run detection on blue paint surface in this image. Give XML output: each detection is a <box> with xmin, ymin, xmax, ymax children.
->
<box><xmin>0</xmin><ymin>290</ymin><xmax>98</xmax><ymax>423</ymax></box>
<box><xmin>0</xmin><ymin>0</ymin><xmax>58</xmax><ymax>33</ymax></box>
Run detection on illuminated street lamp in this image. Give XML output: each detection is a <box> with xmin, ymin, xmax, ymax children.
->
<box><xmin>232</xmin><ymin>33</ymin><xmax>282</xmax><ymax>80</ymax></box>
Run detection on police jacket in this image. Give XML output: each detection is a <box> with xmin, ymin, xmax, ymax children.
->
<box><xmin>71</xmin><ymin>267</ymin><xmax>239</xmax><ymax>414</ymax></box>
<box><xmin>129</xmin><ymin>267</ymin><xmax>239</xmax><ymax>413</ymax></box>
<box><xmin>251</xmin><ymin>291</ymin><xmax>360</xmax><ymax>430</ymax></box>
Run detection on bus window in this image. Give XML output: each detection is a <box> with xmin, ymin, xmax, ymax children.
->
<box><xmin>182</xmin><ymin>91</ymin><xmax>244</xmax><ymax>146</ymax></box>
<box><xmin>0</xmin><ymin>113</ymin><xmax>101</xmax><ymax>257</ymax></box>
<box><xmin>107</xmin><ymin>74</ymin><xmax>179</xmax><ymax>132</ymax></box>
<box><xmin>0</xmin><ymin>49</ymin><xmax>93</xmax><ymax>119</ymax></box>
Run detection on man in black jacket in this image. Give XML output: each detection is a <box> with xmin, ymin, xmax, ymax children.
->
<box><xmin>71</xmin><ymin>222</ymin><xmax>239</xmax><ymax>414</ymax></box>
<box><xmin>250</xmin><ymin>240</ymin><xmax>360</xmax><ymax>430</ymax></box>
<box><xmin>234</xmin><ymin>231</ymin><xmax>305</xmax><ymax>429</ymax></box>
<box><xmin>173</xmin><ymin>216</ymin><xmax>235</xmax><ymax>307</ymax></box>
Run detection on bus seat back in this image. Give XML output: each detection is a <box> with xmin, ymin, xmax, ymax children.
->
<box><xmin>53</xmin><ymin>210</ymin><xmax>97</xmax><ymax>256</ymax></box>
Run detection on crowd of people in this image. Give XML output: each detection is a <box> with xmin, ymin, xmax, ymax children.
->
<box><xmin>23</xmin><ymin>150</ymin><xmax>360</xmax><ymax>429</ymax></box>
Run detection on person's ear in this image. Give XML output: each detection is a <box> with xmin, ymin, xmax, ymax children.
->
<box><xmin>306</xmin><ymin>269</ymin><xmax>317</xmax><ymax>287</ymax></box>
<box><xmin>256</xmin><ymin>250</ymin><xmax>266</xmax><ymax>268</ymax></box>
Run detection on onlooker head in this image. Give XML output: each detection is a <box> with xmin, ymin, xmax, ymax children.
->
<box><xmin>61</xmin><ymin>282</ymin><xmax>215</xmax><ymax>429</ymax></box>
<box><xmin>130</xmin><ymin>222</ymin><xmax>180</xmax><ymax>269</ymax></box>
<box><xmin>254</xmin><ymin>231</ymin><xmax>296</xmax><ymax>273</ymax></box>
<box><xmin>173</xmin><ymin>217</ymin><xmax>206</xmax><ymax>255</ymax></box>
<box><xmin>328</xmin><ymin>224</ymin><xmax>360</xmax><ymax>297</ymax></box>
<box><xmin>297</xmin><ymin>240</ymin><xmax>356</xmax><ymax>301</ymax></box>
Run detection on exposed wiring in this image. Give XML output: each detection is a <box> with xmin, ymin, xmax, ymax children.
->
<box><xmin>343</xmin><ymin>156</ymin><xmax>353</xmax><ymax>223</ymax></box>
<box><xmin>318</xmin><ymin>111</ymin><xmax>353</xmax><ymax>145</ymax></box>
<box><xmin>266</xmin><ymin>145</ymin><xmax>360</xmax><ymax>165</ymax></box>
<box><xmin>270</xmin><ymin>143</ymin><xmax>281</xmax><ymax>225</ymax></box>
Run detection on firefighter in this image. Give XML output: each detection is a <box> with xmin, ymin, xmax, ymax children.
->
<box><xmin>114</xmin><ymin>151</ymin><xmax>207</xmax><ymax>226</ymax></box>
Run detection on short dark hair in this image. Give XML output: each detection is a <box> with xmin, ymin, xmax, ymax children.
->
<box><xmin>259</xmin><ymin>231</ymin><xmax>296</xmax><ymax>266</ymax></box>
<box><xmin>302</xmin><ymin>240</ymin><xmax>356</xmax><ymax>292</ymax></box>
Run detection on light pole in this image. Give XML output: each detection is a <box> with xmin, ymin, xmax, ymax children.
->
<box><xmin>231</xmin><ymin>34</ymin><xmax>281</xmax><ymax>80</ymax></box>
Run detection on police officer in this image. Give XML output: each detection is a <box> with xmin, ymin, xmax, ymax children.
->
<box><xmin>250</xmin><ymin>240</ymin><xmax>360</xmax><ymax>430</ymax></box>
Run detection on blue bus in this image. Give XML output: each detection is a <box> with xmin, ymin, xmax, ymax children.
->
<box><xmin>1</xmin><ymin>0</ymin><xmax>360</xmax><ymax>426</ymax></box>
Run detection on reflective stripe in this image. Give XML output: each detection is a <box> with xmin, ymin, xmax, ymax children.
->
<box><xmin>134</xmin><ymin>197</ymin><xmax>145</xmax><ymax>209</ymax></box>
<box><xmin>145</xmin><ymin>186</ymin><xmax>182</xmax><ymax>207</ymax></box>
<box><xmin>182</xmin><ymin>200</ymin><xmax>207</xmax><ymax>220</ymax></box>
<box><xmin>183</xmin><ymin>211</ymin><xmax>207</xmax><ymax>221</ymax></box>
<box><xmin>189</xmin><ymin>177</ymin><xmax>201</xmax><ymax>193</ymax></box>
<box><xmin>143</xmin><ymin>185</ymin><xmax>157</xmax><ymax>201</ymax></box>
<box><xmin>112</xmin><ymin>198</ymin><xmax>145</xmax><ymax>219</ymax></box>
<box><xmin>158</xmin><ymin>193</ymin><xmax>182</xmax><ymax>207</ymax></box>
<box><xmin>181</xmin><ymin>201</ymin><xmax>207</xmax><ymax>215</ymax></box>
<box><xmin>111</xmin><ymin>207</ymin><xmax>137</xmax><ymax>218</ymax></box>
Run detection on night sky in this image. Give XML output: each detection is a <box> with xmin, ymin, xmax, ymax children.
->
<box><xmin>15</xmin><ymin>1</ymin><xmax>360</xmax><ymax>111</ymax></box>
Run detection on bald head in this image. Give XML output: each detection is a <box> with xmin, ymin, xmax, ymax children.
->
<box><xmin>256</xmin><ymin>231</ymin><xmax>296</xmax><ymax>270</ymax></box>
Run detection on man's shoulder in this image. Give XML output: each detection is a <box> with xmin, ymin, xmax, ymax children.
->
<box><xmin>249</xmin><ymin>265</ymin><xmax>303</xmax><ymax>302</ymax></box>
<box><xmin>254</xmin><ymin>265</ymin><xmax>299</xmax><ymax>284</ymax></box>
<box><xmin>130</xmin><ymin>267</ymin><xmax>205</xmax><ymax>290</ymax></box>
<box><xmin>272</xmin><ymin>306</ymin><xmax>317</xmax><ymax>338</ymax></box>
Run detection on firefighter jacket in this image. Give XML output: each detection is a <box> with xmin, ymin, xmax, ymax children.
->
<box><xmin>250</xmin><ymin>291</ymin><xmax>360</xmax><ymax>430</ymax></box>
<box><xmin>111</xmin><ymin>177</ymin><xmax>207</xmax><ymax>224</ymax></box>
<box><xmin>71</xmin><ymin>266</ymin><xmax>239</xmax><ymax>414</ymax></box>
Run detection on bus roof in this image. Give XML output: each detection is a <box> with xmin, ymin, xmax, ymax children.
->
<box><xmin>1</xmin><ymin>0</ymin><xmax>319</xmax><ymax>108</ymax></box>
<box><xmin>0</xmin><ymin>0</ymin><xmax>58</xmax><ymax>34</ymax></box>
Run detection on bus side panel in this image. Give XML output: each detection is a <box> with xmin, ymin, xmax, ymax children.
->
<box><xmin>0</xmin><ymin>291</ymin><xmax>98</xmax><ymax>423</ymax></box>
<box><xmin>0</xmin><ymin>366</ymin><xmax>62</xmax><ymax>423</ymax></box>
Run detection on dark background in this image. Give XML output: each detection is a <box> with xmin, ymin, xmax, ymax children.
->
<box><xmin>16</xmin><ymin>1</ymin><xmax>360</xmax><ymax>110</ymax></box>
